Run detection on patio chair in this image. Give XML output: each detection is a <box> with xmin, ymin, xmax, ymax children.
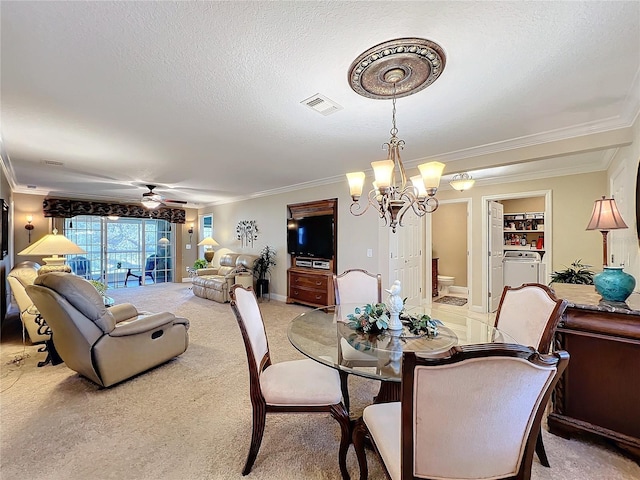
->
<box><xmin>494</xmin><ymin>282</ymin><xmax>569</xmax><ymax>467</ymax></box>
<box><xmin>230</xmin><ymin>285</ymin><xmax>350</xmax><ymax>479</ymax></box>
<box><xmin>352</xmin><ymin>344</ymin><xmax>569</xmax><ymax>480</ymax></box>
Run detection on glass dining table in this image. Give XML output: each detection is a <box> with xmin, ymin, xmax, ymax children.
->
<box><xmin>288</xmin><ymin>303</ymin><xmax>517</xmax><ymax>407</ymax></box>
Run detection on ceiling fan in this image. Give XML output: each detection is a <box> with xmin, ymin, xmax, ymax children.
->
<box><xmin>141</xmin><ymin>185</ymin><xmax>188</xmax><ymax>209</ymax></box>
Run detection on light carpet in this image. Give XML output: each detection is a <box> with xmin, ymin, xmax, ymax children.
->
<box><xmin>1</xmin><ymin>283</ymin><xmax>638</xmax><ymax>480</ymax></box>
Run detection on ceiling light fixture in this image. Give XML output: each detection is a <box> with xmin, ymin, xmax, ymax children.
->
<box><xmin>142</xmin><ymin>197</ymin><xmax>161</xmax><ymax>209</ymax></box>
<box><xmin>345</xmin><ymin>38</ymin><xmax>447</xmax><ymax>232</ymax></box>
<box><xmin>449</xmin><ymin>172</ymin><xmax>475</xmax><ymax>192</ymax></box>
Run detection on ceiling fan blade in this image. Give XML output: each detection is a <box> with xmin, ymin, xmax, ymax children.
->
<box><xmin>163</xmin><ymin>199</ymin><xmax>188</xmax><ymax>205</ymax></box>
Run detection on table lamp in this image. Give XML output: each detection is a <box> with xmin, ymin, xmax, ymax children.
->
<box><xmin>197</xmin><ymin>236</ymin><xmax>219</xmax><ymax>263</ymax></box>
<box><xmin>18</xmin><ymin>228</ymin><xmax>87</xmax><ymax>274</ymax></box>
<box><xmin>586</xmin><ymin>196</ymin><xmax>635</xmax><ymax>303</ymax></box>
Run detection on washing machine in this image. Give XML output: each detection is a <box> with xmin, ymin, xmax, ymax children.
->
<box><xmin>503</xmin><ymin>251</ymin><xmax>544</xmax><ymax>287</ymax></box>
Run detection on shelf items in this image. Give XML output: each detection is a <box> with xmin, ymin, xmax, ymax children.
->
<box><xmin>504</xmin><ymin>211</ymin><xmax>545</xmax><ymax>251</ymax></box>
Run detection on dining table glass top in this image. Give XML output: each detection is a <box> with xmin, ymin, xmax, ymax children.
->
<box><xmin>288</xmin><ymin>303</ymin><xmax>516</xmax><ymax>383</ymax></box>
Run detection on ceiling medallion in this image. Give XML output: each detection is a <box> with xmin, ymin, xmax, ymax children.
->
<box><xmin>348</xmin><ymin>37</ymin><xmax>446</xmax><ymax>99</ymax></box>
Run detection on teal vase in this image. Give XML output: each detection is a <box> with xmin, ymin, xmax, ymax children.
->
<box><xmin>593</xmin><ymin>266</ymin><xmax>636</xmax><ymax>303</ymax></box>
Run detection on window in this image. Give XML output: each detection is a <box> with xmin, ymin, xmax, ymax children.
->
<box><xmin>64</xmin><ymin>216</ymin><xmax>173</xmax><ymax>287</ymax></box>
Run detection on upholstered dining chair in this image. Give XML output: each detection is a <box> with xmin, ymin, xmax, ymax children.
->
<box><xmin>494</xmin><ymin>282</ymin><xmax>569</xmax><ymax>467</ymax></box>
<box><xmin>353</xmin><ymin>344</ymin><xmax>569</xmax><ymax>480</ymax></box>
<box><xmin>333</xmin><ymin>269</ymin><xmax>383</xmax><ymax>410</ymax></box>
<box><xmin>334</xmin><ymin>268</ymin><xmax>383</xmax><ymax>305</ymax></box>
<box><xmin>230</xmin><ymin>285</ymin><xmax>351</xmax><ymax>479</ymax></box>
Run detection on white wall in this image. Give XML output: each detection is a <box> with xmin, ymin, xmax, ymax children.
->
<box><xmin>607</xmin><ymin>116</ymin><xmax>640</xmax><ymax>283</ymax></box>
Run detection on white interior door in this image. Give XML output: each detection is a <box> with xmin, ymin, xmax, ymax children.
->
<box><xmin>389</xmin><ymin>209</ymin><xmax>422</xmax><ymax>304</ymax></box>
<box><xmin>488</xmin><ymin>201</ymin><xmax>504</xmax><ymax>312</ymax></box>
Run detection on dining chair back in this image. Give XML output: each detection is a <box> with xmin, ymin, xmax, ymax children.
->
<box><xmin>494</xmin><ymin>283</ymin><xmax>568</xmax><ymax>353</ymax></box>
<box><xmin>353</xmin><ymin>344</ymin><xmax>569</xmax><ymax>480</ymax></box>
<box><xmin>333</xmin><ymin>268</ymin><xmax>383</xmax><ymax>411</ymax></box>
<box><xmin>334</xmin><ymin>268</ymin><xmax>382</xmax><ymax>305</ymax></box>
<box><xmin>230</xmin><ymin>285</ymin><xmax>351</xmax><ymax>479</ymax></box>
<box><xmin>494</xmin><ymin>282</ymin><xmax>568</xmax><ymax>467</ymax></box>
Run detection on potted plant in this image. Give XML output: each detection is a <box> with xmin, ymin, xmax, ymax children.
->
<box><xmin>193</xmin><ymin>258</ymin><xmax>208</xmax><ymax>269</ymax></box>
<box><xmin>253</xmin><ymin>246</ymin><xmax>276</xmax><ymax>297</ymax></box>
<box><xmin>550</xmin><ymin>260</ymin><xmax>595</xmax><ymax>285</ymax></box>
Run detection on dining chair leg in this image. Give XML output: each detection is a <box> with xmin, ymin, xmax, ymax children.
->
<box><xmin>536</xmin><ymin>426</ymin><xmax>550</xmax><ymax>467</ymax></box>
<box><xmin>352</xmin><ymin>418</ymin><xmax>369</xmax><ymax>480</ymax></box>
<box><xmin>331</xmin><ymin>403</ymin><xmax>352</xmax><ymax>480</ymax></box>
<box><xmin>339</xmin><ymin>370</ymin><xmax>350</xmax><ymax>412</ymax></box>
<box><xmin>242</xmin><ymin>402</ymin><xmax>267</xmax><ymax>475</ymax></box>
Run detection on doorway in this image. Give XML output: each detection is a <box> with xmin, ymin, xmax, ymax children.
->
<box><xmin>482</xmin><ymin>190</ymin><xmax>552</xmax><ymax>313</ymax></box>
<box><xmin>429</xmin><ymin>199</ymin><xmax>472</xmax><ymax>308</ymax></box>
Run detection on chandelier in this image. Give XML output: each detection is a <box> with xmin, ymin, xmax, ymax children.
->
<box><xmin>345</xmin><ymin>38</ymin><xmax>447</xmax><ymax>232</ymax></box>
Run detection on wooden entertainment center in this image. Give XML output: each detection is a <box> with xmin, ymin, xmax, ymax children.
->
<box><xmin>286</xmin><ymin>198</ymin><xmax>337</xmax><ymax>308</ymax></box>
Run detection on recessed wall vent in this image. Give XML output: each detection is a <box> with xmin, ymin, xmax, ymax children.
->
<box><xmin>301</xmin><ymin>93</ymin><xmax>343</xmax><ymax>116</ymax></box>
<box><xmin>41</xmin><ymin>160</ymin><xmax>64</xmax><ymax>166</ymax></box>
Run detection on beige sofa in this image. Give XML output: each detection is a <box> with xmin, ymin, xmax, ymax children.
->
<box><xmin>192</xmin><ymin>253</ymin><xmax>257</xmax><ymax>303</ymax></box>
<box><xmin>7</xmin><ymin>261</ymin><xmax>49</xmax><ymax>343</ymax></box>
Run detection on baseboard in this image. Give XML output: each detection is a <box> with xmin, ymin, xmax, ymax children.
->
<box><xmin>449</xmin><ymin>286</ymin><xmax>468</xmax><ymax>295</ymax></box>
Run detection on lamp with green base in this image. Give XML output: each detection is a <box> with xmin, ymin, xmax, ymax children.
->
<box><xmin>586</xmin><ymin>196</ymin><xmax>636</xmax><ymax>304</ymax></box>
<box><xmin>197</xmin><ymin>237</ymin><xmax>220</xmax><ymax>264</ymax></box>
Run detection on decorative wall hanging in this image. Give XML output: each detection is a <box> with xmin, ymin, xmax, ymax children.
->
<box><xmin>236</xmin><ymin>220</ymin><xmax>259</xmax><ymax>248</ymax></box>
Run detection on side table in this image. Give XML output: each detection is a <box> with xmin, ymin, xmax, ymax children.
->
<box><xmin>27</xmin><ymin>305</ymin><xmax>63</xmax><ymax>368</ymax></box>
<box><xmin>235</xmin><ymin>272</ymin><xmax>253</xmax><ymax>289</ymax></box>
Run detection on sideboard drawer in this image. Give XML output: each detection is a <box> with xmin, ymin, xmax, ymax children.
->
<box><xmin>290</xmin><ymin>272</ymin><xmax>328</xmax><ymax>290</ymax></box>
<box><xmin>289</xmin><ymin>287</ymin><xmax>328</xmax><ymax>305</ymax></box>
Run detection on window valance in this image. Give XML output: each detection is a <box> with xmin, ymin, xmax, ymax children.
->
<box><xmin>43</xmin><ymin>198</ymin><xmax>186</xmax><ymax>224</ymax></box>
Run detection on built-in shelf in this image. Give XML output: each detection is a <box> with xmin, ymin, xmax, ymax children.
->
<box><xmin>504</xmin><ymin>246</ymin><xmax>545</xmax><ymax>252</ymax></box>
<box><xmin>504</xmin><ymin>211</ymin><xmax>545</xmax><ymax>251</ymax></box>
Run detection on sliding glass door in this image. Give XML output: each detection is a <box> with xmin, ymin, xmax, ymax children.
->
<box><xmin>64</xmin><ymin>216</ymin><xmax>173</xmax><ymax>288</ymax></box>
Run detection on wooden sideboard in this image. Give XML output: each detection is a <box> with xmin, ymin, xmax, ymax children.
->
<box><xmin>548</xmin><ymin>283</ymin><xmax>640</xmax><ymax>460</ymax></box>
<box><xmin>287</xmin><ymin>267</ymin><xmax>334</xmax><ymax>308</ymax></box>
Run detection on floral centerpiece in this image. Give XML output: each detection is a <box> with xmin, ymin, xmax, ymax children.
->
<box><xmin>346</xmin><ymin>302</ymin><xmax>442</xmax><ymax>338</ymax></box>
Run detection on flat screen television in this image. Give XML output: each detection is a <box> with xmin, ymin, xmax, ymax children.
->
<box><xmin>287</xmin><ymin>214</ymin><xmax>334</xmax><ymax>259</ymax></box>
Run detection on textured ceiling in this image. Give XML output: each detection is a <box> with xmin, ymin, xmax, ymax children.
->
<box><xmin>1</xmin><ymin>1</ymin><xmax>639</xmax><ymax>207</ymax></box>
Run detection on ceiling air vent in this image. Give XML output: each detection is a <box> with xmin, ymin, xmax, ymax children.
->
<box><xmin>301</xmin><ymin>94</ymin><xmax>343</xmax><ymax>116</ymax></box>
<box><xmin>41</xmin><ymin>160</ymin><xmax>64</xmax><ymax>167</ymax></box>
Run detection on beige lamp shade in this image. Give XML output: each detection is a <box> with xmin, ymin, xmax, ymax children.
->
<box><xmin>18</xmin><ymin>228</ymin><xmax>86</xmax><ymax>266</ymax></box>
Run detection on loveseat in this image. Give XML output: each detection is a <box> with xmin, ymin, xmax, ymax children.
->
<box><xmin>192</xmin><ymin>253</ymin><xmax>257</xmax><ymax>303</ymax></box>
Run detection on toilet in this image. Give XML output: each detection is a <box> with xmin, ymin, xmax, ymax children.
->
<box><xmin>437</xmin><ymin>275</ymin><xmax>455</xmax><ymax>296</ymax></box>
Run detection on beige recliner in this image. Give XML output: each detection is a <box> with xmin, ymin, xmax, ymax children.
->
<box><xmin>7</xmin><ymin>261</ymin><xmax>49</xmax><ymax>343</ymax></box>
<box><xmin>26</xmin><ymin>272</ymin><xmax>190</xmax><ymax>387</ymax></box>
<box><xmin>192</xmin><ymin>253</ymin><xmax>257</xmax><ymax>302</ymax></box>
